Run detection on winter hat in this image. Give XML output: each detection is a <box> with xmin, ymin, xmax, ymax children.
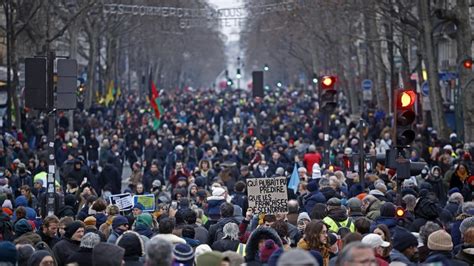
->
<box><xmin>307</xmin><ymin>180</ymin><xmax>319</xmax><ymax>192</ymax></box>
<box><xmin>112</xmin><ymin>215</ymin><xmax>129</xmax><ymax>230</ymax></box>
<box><xmin>173</xmin><ymin>243</ymin><xmax>195</xmax><ymax>265</ymax></box>
<box><xmin>428</xmin><ymin>230</ymin><xmax>453</xmax><ymax>251</ymax></box>
<box><xmin>2</xmin><ymin>199</ymin><xmax>12</xmax><ymax>210</ymax></box>
<box><xmin>362</xmin><ymin>233</ymin><xmax>391</xmax><ymax>248</ymax></box>
<box><xmin>277</xmin><ymin>249</ymin><xmax>318</xmax><ymax>266</ymax></box>
<box><xmin>15</xmin><ymin>195</ymin><xmax>28</xmax><ymax>207</ymax></box>
<box><xmin>327</xmin><ymin>197</ymin><xmax>341</xmax><ymax>207</ymax></box>
<box><xmin>135</xmin><ymin>213</ymin><xmax>153</xmax><ymax>228</ymax></box>
<box><xmin>92</xmin><ymin>243</ymin><xmax>125</xmax><ymax>266</ymax></box>
<box><xmin>460</xmin><ymin>217</ymin><xmax>474</xmax><ymax>235</ymax></box>
<box><xmin>194</xmin><ymin>244</ymin><xmax>212</xmax><ymax>263</ymax></box>
<box><xmin>64</xmin><ymin>221</ymin><xmax>84</xmax><ymax>239</ymax></box>
<box><xmin>80</xmin><ymin>232</ymin><xmax>100</xmax><ymax>249</ymax></box>
<box><xmin>347</xmin><ymin>198</ymin><xmax>362</xmax><ymax>212</ymax></box>
<box><xmin>14</xmin><ymin>218</ymin><xmax>32</xmax><ymax>237</ymax></box>
<box><xmin>392</xmin><ymin>228</ymin><xmax>418</xmax><ymax>252</ymax></box>
<box><xmin>84</xmin><ymin>216</ymin><xmax>97</xmax><ymax>227</ymax></box>
<box><xmin>297</xmin><ymin>212</ymin><xmax>311</xmax><ymax>224</ymax></box>
<box><xmin>0</xmin><ymin>241</ymin><xmax>17</xmax><ymax>264</ymax></box>
<box><xmin>380</xmin><ymin>202</ymin><xmax>396</xmax><ymax>217</ymax></box>
<box><xmin>152</xmin><ymin>179</ymin><xmax>162</xmax><ymax>188</ymax></box>
<box><xmin>17</xmin><ymin>244</ymin><xmax>34</xmax><ymax>266</ymax></box>
<box><xmin>117</xmin><ymin>231</ymin><xmax>145</xmax><ymax>257</ymax></box>
<box><xmin>196</xmin><ymin>251</ymin><xmax>224</xmax><ymax>266</ymax></box>
<box><xmin>27</xmin><ymin>250</ymin><xmax>51</xmax><ymax>266</ymax></box>
<box><xmin>211</xmin><ymin>187</ymin><xmax>226</xmax><ymax>197</ymax></box>
<box><xmin>312</xmin><ymin>164</ymin><xmax>321</xmax><ymax>179</ymax></box>
<box><xmin>133</xmin><ymin>203</ymin><xmax>145</xmax><ymax>211</ymax></box>
<box><xmin>259</xmin><ymin>239</ymin><xmax>279</xmax><ymax>263</ymax></box>
<box><xmin>448</xmin><ymin>187</ymin><xmax>461</xmax><ymax>196</ymax></box>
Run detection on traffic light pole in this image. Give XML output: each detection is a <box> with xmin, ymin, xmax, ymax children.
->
<box><xmin>46</xmin><ymin>51</ymin><xmax>56</xmax><ymax>217</ymax></box>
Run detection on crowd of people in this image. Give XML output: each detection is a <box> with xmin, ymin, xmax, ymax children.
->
<box><xmin>0</xmin><ymin>88</ymin><xmax>473</xmax><ymax>266</ymax></box>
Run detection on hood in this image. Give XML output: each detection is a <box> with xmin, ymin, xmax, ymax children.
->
<box><xmin>245</xmin><ymin>227</ymin><xmax>283</xmax><ymax>262</ymax></box>
<box><xmin>374</xmin><ymin>217</ymin><xmax>398</xmax><ymax>228</ymax></box>
<box><xmin>15</xmin><ymin>196</ymin><xmax>28</xmax><ymax>207</ymax></box>
<box><xmin>368</xmin><ymin>200</ymin><xmax>383</xmax><ymax>213</ymax></box>
<box><xmin>327</xmin><ymin>207</ymin><xmax>348</xmax><ymax>222</ymax></box>
<box><xmin>207</xmin><ymin>198</ymin><xmax>225</xmax><ymax>207</ymax></box>
<box><xmin>414</xmin><ymin>197</ymin><xmax>439</xmax><ymax>220</ymax></box>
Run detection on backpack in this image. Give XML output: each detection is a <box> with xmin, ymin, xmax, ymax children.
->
<box><xmin>331</xmin><ymin>218</ymin><xmax>353</xmax><ymax>235</ymax></box>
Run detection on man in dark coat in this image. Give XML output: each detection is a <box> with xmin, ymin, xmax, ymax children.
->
<box><xmin>208</xmin><ymin>202</ymin><xmax>239</xmax><ymax>245</ymax></box>
<box><xmin>65</xmin><ymin>232</ymin><xmax>101</xmax><ymax>266</ymax></box>
<box><xmin>142</xmin><ymin>162</ymin><xmax>164</xmax><ymax>193</ymax></box>
<box><xmin>37</xmin><ymin>215</ymin><xmax>60</xmax><ymax>248</ymax></box>
<box><xmin>52</xmin><ymin>221</ymin><xmax>84</xmax><ymax>266</ymax></box>
<box><xmin>99</xmin><ymin>157</ymin><xmax>122</xmax><ymax>194</ymax></box>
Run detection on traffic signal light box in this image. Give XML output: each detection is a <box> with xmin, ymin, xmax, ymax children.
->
<box><xmin>395</xmin><ymin>90</ymin><xmax>416</xmax><ymax>146</ymax></box>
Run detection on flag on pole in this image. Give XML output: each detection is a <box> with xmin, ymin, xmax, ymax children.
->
<box><xmin>149</xmin><ymin>72</ymin><xmax>163</xmax><ymax>130</ymax></box>
<box><xmin>288</xmin><ymin>163</ymin><xmax>300</xmax><ymax>193</ymax></box>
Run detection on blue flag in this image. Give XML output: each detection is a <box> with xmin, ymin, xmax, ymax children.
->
<box><xmin>288</xmin><ymin>163</ymin><xmax>300</xmax><ymax>193</ymax></box>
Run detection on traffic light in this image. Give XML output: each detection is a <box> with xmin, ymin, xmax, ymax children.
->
<box><xmin>320</xmin><ymin>75</ymin><xmax>337</xmax><ymax>112</ymax></box>
<box><xmin>236</xmin><ymin>68</ymin><xmax>241</xmax><ymax>79</ymax></box>
<box><xmin>312</xmin><ymin>73</ymin><xmax>318</xmax><ymax>84</ymax></box>
<box><xmin>463</xmin><ymin>58</ymin><xmax>472</xmax><ymax>69</ymax></box>
<box><xmin>227</xmin><ymin>78</ymin><xmax>233</xmax><ymax>86</ymax></box>
<box><xmin>395</xmin><ymin>90</ymin><xmax>416</xmax><ymax>146</ymax></box>
<box><xmin>264</xmin><ymin>64</ymin><xmax>269</xmax><ymax>71</ymax></box>
<box><xmin>395</xmin><ymin>206</ymin><xmax>405</xmax><ymax>218</ymax></box>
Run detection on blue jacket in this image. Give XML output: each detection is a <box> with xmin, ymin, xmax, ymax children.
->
<box><xmin>303</xmin><ymin>191</ymin><xmax>326</xmax><ymax>213</ymax></box>
<box><xmin>370</xmin><ymin>216</ymin><xmax>398</xmax><ymax>235</ymax></box>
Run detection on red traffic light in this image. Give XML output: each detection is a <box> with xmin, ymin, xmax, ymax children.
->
<box><xmin>321</xmin><ymin>76</ymin><xmax>336</xmax><ymax>89</ymax></box>
<box><xmin>397</xmin><ymin>90</ymin><xmax>416</xmax><ymax>109</ymax></box>
<box><xmin>463</xmin><ymin>58</ymin><xmax>472</xmax><ymax>69</ymax></box>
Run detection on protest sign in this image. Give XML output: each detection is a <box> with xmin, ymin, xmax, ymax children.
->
<box><xmin>109</xmin><ymin>193</ymin><xmax>134</xmax><ymax>211</ymax></box>
<box><xmin>246</xmin><ymin>176</ymin><xmax>288</xmax><ymax>214</ymax></box>
<box><xmin>133</xmin><ymin>194</ymin><xmax>155</xmax><ymax>212</ymax></box>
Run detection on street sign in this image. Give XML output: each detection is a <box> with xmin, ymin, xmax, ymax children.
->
<box><xmin>438</xmin><ymin>72</ymin><xmax>458</xmax><ymax>81</ymax></box>
<box><xmin>421</xmin><ymin>81</ymin><xmax>429</xmax><ymax>96</ymax></box>
<box><xmin>362</xmin><ymin>79</ymin><xmax>373</xmax><ymax>90</ymax></box>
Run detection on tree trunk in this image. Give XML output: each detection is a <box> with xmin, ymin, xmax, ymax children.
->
<box><xmin>454</xmin><ymin>0</ymin><xmax>474</xmax><ymax>142</ymax></box>
<box><xmin>363</xmin><ymin>0</ymin><xmax>377</xmax><ymax>104</ymax></box>
<box><xmin>418</xmin><ymin>0</ymin><xmax>449</xmax><ymax>139</ymax></box>
<box><xmin>85</xmin><ymin>27</ymin><xmax>98</xmax><ymax>109</ymax></box>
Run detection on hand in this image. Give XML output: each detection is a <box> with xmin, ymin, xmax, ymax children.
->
<box><xmin>168</xmin><ymin>207</ymin><xmax>177</xmax><ymax>217</ymax></box>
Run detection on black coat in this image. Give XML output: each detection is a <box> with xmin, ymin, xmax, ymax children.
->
<box><xmin>53</xmin><ymin>238</ymin><xmax>81</xmax><ymax>266</ymax></box>
<box><xmin>99</xmin><ymin>163</ymin><xmax>121</xmax><ymax>194</ymax></box>
<box><xmin>211</xmin><ymin>238</ymin><xmax>240</xmax><ymax>252</ymax></box>
<box><xmin>245</xmin><ymin>227</ymin><xmax>283</xmax><ymax>266</ymax></box>
<box><xmin>65</xmin><ymin>247</ymin><xmax>94</xmax><ymax>266</ymax></box>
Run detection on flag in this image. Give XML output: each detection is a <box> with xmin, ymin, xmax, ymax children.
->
<box><xmin>105</xmin><ymin>80</ymin><xmax>114</xmax><ymax>106</ymax></box>
<box><xmin>149</xmin><ymin>72</ymin><xmax>163</xmax><ymax>130</ymax></box>
<box><xmin>288</xmin><ymin>163</ymin><xmax>300</xmax><ymax>193</ymax></box>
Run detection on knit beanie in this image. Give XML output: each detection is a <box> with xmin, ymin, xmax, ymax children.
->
<box><xmin>259</xmin><ymin>239</ymin><xmax>278</xmax><ymax>263</ymax></box>
<box><xmin>64</xmin><ymin>221</ymin><xmax>84</xmax><ymax>239</ymax></box>
<box><xmin>194</xmin><ymin>244</ymin><xmax>212</xmax><ymax>264</ymax></box>
<box><xmin>112</xmin><ymin>215</ymin><xmax>129</xmax><ymax>230</ymax></box>
<box><xmin>173</xmin><ymin>243</ymin><xmax>195</xmax><ymax>265</ymax></box>
<box><xmin>117</xmin><ymin>231</ymin><xmax>144</xmax><ymax>257</ymax></box>
<box><xmin>392</xmin><ymin>228</ymin><xmax>418</xmax><ymax>252</ymax></box>
<box><xmin>26</xmin><ymin>250</ymin><xmax>51</xmax><ymax>266</ymax></box>
<box><xmin>0</xmin><ymin>241</ymin><xmax>17</xmax><ymax>264</ymax></box>
<box><xmin>14</xmin><ymin>218</ymin><xmax>32</xmax><ymax>237</ymax></box>
<box><xmin>380</xmin><ymin>202</ymin><xmax>396</xmax><ymax>218</ymax></box>
<box><xmin>80</xmin><ymin>232</ymin><xmax>101</xmax><ymax>249</ymax></box>
<box><xmin>460</xmin><ymin>217</ymin><xmax>474</xmax><ymax>235</ymax></box>
<box><xmin>428</xmin><ymin>230</ymin><xmax>453</xmax><ymax>251</ymax></box>
<box><xmin>135</xmin><ymin>213</ymin><xmax>153</xmax><ymax>228</ymax></box>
